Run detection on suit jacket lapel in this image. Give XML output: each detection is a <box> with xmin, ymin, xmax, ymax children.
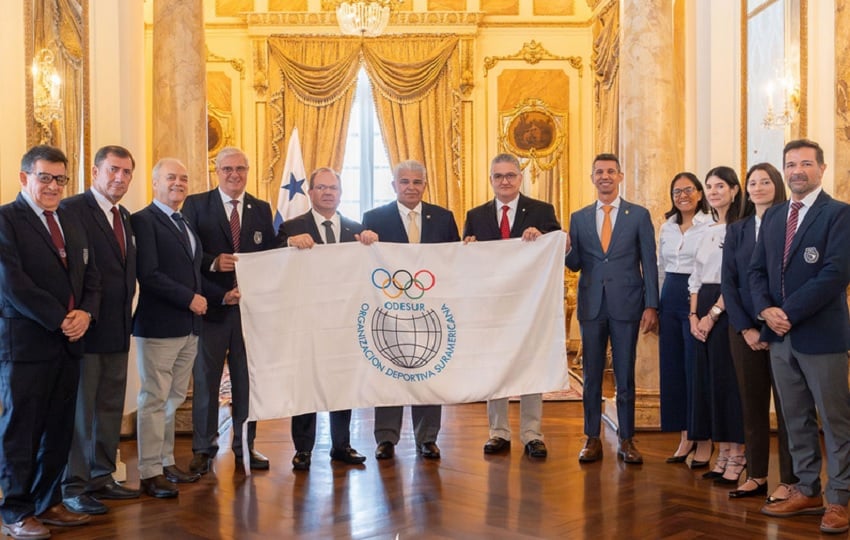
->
<box><xmin>85</xmin><ymin>191</ymin><xmax>125</xmax><ymax>262</ymax></box>
<box><xmin>511</xmin><ymin>196</ymin><xmax>528</xmax><ymax>237</ymax></box>
<box><xmin>789</xmin><ymin>193</ymin><xmax>827</xmax><ymax>259</ymax></box>
<box><xmin>582</xmin><ymin>204</ymin><xmax>603</xmax><ymax>254</ymax></box>
<box><xmin>211</xmin><ymin>191</ymin><xmax>235</xmax><ymax>251</ymax></box>
<box><xmin>17</xmin><ymin>196</ymin><xmax>65</xmax><ymax>267</ymax></box>
<box><xmin>606</xmin><ymin>200</ymin><xmax>630</xmax><ymax>252</ymax></box>
<box><xmin>154</xmin><ymin>206</ymin><xmax>194</xmax><ymax>260</ymax></box>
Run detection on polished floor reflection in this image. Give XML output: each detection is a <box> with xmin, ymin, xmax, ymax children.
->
<box><xmin>57</xmin><ymin>402</ymin><xmax>819</xmax><ymax>539</ymax></box>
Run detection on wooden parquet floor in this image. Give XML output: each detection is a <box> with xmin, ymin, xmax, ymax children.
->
<box><xmin>53</xmin><ymin>402</ymin><xmax>829</xmax><ymax>540</ymax></box>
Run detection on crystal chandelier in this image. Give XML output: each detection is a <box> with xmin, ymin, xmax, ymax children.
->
<box><xmin>336</xmin><ymin>1</ymin><xmax>396</xmax><ymax>37</ymax></box>
<box><xmin>31</xmin><ymin>48</ymin><xmax>63</xmax><ymax>129</ymax></box>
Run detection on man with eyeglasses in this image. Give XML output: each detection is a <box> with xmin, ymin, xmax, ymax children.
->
<box><xmin>60</xmin><ymin>146</ymin><xmax>141</xmax><ymax>516</ymax></box>
<box><xmin>181</xmin><ymin>147</ymin><xmax>276</xmax><ymax>475</ymax></box>
<box><xmin>362</xmin><ymin>160</ymin><xmax>460</xmax><ymax>461</ymax></box>
<box><xmin>277</xmin><ymin>167</ymin><xmax>377</xmax><ymax>471</ymax></box>
<box><xmin>565</xmin><ymin>153</ymin><xmax>658</xmax><ymax>465</ymax></box>
<box><xmin>0</xmin><ymin>145</ymin><xmax>101</xmax><ymax>538</ymax></box>
<box><xmin>463</xmin><ymin>152</ymin><xmax>561</xmax><ymax>459</ymax></box>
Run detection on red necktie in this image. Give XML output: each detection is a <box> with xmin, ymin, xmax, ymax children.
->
<box><xmin>500</xmin><ymin>205</ymin><xmax>510</xmax><ymax>239</ymax></box>
<box><xmin>229</xmin><ymin>200</ymin><xmax>241</xmax><ymax>253</ymax></box>
<box><xmin>783</xmin><ymin>201</ymin><xmax>803</xmax><ymax>268</ymax></box>
<box><xmin>111</xmin><ymin>206</ymin><xmax>126</xmax><ymax>259</ymax></box>
<box><xmin>44</xmin><ymin>210</ymin><xmax>74</xmax><ymax>310</ymax></box>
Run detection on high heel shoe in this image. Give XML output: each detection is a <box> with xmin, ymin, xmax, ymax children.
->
<box><xmin>690</xmin><ymin>443</ymin><xmax>715</xmax><ymax>470</ymax></box>
<box><xmin>701</xmin><ymin>449</ymin><xmax>727</xmax><ymax>479</ymax></box>
<box><xmin>715</xmin><ymin>455</ymin><xmax>747</xmax><ymax>484</ymax></box>
<box><xmin>666</xmin><ymin>441</ymin><xmax>696</xmax><ymax>464</ymax></box>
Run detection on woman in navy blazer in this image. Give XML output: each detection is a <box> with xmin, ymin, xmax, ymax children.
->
<box><xmin>721</xmin><ymin>163</ymin><xmax>796</xmax><ymax>501</ymax></box>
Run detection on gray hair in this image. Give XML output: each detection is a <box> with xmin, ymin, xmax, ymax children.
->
<box><xmin>215</xmin><ymin>147</ymin><xmax>249</xmax><ymax>169</ymax></box>
<box><xmin>490</xmin><ymin>153</ymin><xmax>521</xmax><ymax>174</ymax></box>
<box><xmin>152</xmin><ymin>157</ymin><xmax>186</xmax><ymax>180</ymax></box>
<box><xmin>393</xmin><ymin>160</ymin><xmax>427</xmax><ymax>181</ymax></box>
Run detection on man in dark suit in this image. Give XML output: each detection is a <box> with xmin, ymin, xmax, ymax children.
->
<box><xmin>131</xmin><ymin>158</ymin><xmax>206</xmax><ymax>499</ymax></box>
<box><xmin>750</xmin><ymin>139</ymin><xmax>850</xmax><ymax>534</ymax></box>
<box><xmin>362</xmin><ymin>160</ymin><xmax>460</xmax><ymax>461</ymax></box>
<box><xmin>564</xmin><ymin>153</ymin><xmax>658</xmax><ymax>465</ymax></box>
<box><xmin>0</xmin><ymin>145</ymin><xmax>101</xmax><ymax>538</ymax></box>
<box><xmin>60</xmin><ymin>146</ymin><xmax>140</xmax><ymax>515</ymax></box>
<box><xmin>463</xmin><ymin>153</ymin><xmax>561</xmax><ymax>459</ymax></box>
<box><xmin>182</xmin><ymin>147</ymin><xmax>276</xmax><ymax>474</ymax></box>
<box><xmin>277</xmin><ymin>167</ymin><xmax>377</xmax><ymax>471</ymax></box>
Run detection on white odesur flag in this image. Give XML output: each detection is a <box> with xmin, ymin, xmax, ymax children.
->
<box><xmin>274</xmin><ymin>127</ymin><xmax>310</xmax><ymax>230</ymax></box>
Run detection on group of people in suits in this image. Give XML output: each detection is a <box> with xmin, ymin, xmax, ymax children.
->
<box><xmin>654</xmin><ymin>139</ymin><xmax>850</xmax><ymax>535</ymax></box>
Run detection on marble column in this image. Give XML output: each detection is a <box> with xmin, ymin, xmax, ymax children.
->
<box><xmin>152</xmin><ymin>0</ymin><xmax>208</xmax><ymax>196</ymax></box>
<box><xmin>605</xmin><ymin>0</ymin><xmax>680</xmax><ymax>430</ymax></box>
<box><xmin>836</xmin><ymin>0</ymin><xmax>850</xmax><ymax>202</ymax></box>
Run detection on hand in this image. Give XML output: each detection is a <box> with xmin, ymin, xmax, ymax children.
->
<box><xmin>287</xmin><ymin>233</ymin><xmax>315</xmax><ymax>250</ymax></box>
<box><xmin>521</xmin><ymin>227</ymin><xmax>542</xmax><ymax>241</ymax></box>
<box><xmin>640</xmin><ymin>307</ymin><xmax>658</xmax><ymax>334</ymax></box>
<box><xmin>760</xmin><ymin>307</ymin><xmax>791</xmax><ymax>336</ymax></box>
<box><xmin>741</xmin><ymin>328</ymin><xmax>769</xmax><ymax>351</ymax></box>
<box><xmin>213</xmin><ymin>253</ymin><xmax>239</xmax><ymax>272</ymax></box>
<box><xmin>691</xmin><ymin>315</ymin><xmax>713</xmax><ymax>342</ymax></box>
<box><xmin>355</xmin><ymin>230</ymin><xmax>378</xmax><ymax>245</ymax></box>
<box><xmin>223</xmin><ymin>288</ymin><xmax>241</xmax><ymax>305</ymax></box>
<box><xmin>61</xmin><ymin>310</ymin><xmax>91</xmax><ymax>342</ymax></box>
<box><xmin>189</xmin><ymin>294</ymin><xmax>208</xmax><ymax>316</ymax></box>
<box><xmin>462</xmin><ymin>235</ymin><xmax>477</xmax><ymax>244</ymax></box>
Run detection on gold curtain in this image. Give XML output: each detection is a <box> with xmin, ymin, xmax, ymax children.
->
<box><xmin>592</xmin><ymin>0</ymin><xmax>619</xmax><ymax>155</ymax></box>
<box><xmin>362</xmin><ymin>35</ymin><xmax>462</xmax><ymax>219</ymax></box>
<box><xmin>264</xmin><ymin>35</ymin><xmax>463</xmax><ymax>220</ymax></box>
<box><xmin>265</xmin><ymin>37</ymin><xmax>361</xmax><ymax>186</ymax></box>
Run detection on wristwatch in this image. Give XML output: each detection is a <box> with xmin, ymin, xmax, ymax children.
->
<box><xmin>709</xmin><ymin>305</ymin><xmax>723</xmax><ymax>321</ymax></box>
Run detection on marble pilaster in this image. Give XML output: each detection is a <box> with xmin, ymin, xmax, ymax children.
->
<box><xmin>152</xmin><ymin>0</ymin><xmax>208</xmax><ymax>196</ymax></box>
<box><xmin>603</xmin><ymin>0</ymin><xmax>680</xmax><ymax>430</ymax></box>
<box><xmin>836</xmin><ymin>0</ymin><xmax>850</xmax><ymax>202</ymax></box>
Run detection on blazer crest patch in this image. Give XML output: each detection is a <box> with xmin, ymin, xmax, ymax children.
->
<box><xmin>803</xmin><ymin>246</ymin><xmax>819</xmax><ymax>264</ymax></box>
<box><xmin>254</xmin><ymin>231</ymin><xmax>263</xmax><ymax>245</ymax></box>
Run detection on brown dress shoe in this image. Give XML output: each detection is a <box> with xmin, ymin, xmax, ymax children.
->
<box><xmin>821</xmin><ymin>504</ymin><xmax>849</xmax><ymax>534</ymax></box>
<box><xmin>37</xmin><ymin>504</ymin><xmax>91</xmax><ymax>527</ymax></box>
<box><xmin>375</xmin><ymin>441</ymin><xmax>395</xmax><ymax>460</ymax></box>
<box><xmin>0</xmin><ymin>516</ymin><xmax>51</xmax><ymax>540</ymax></box>
<box><xmin>141</xmin><ymin>475</ymin><xmax>178</xmax><ymax>499</ymax></box>
<box><xmin>617</xmin><ymin>438</ymin><xmax>643</xmax><ymax>464</ymax></box>
<box><xmin>188</xmin><ymin>452</ymin><xmax>213</xmax><ymax>475</ymax></box>
<box><xmin>578</xmin><ymin>437</ymin><xmax>603</xmax><ymax>463</ymax></box>
<box><xmin>760</xmin><ymin>486</ymin><xmax>824</xmax><ymax>517</ymax></box>
<box><xmin>163</xmin><ymin>465</ymin><xmax>200</xmax><ymax>483</ymax></box>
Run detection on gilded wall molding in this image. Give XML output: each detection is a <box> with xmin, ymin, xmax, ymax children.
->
<box><xmin>483</xmin><ymin>40</ymin><xmax>582</xmax><ymax>77</ymax></box>
<box><xmin>243</xmin><ymin>11</ymin><xmax>483</xmax><ymax>27</ymax></box>
<box><xmin>252</xmin><ymin>39</ymin><xmax>269</xmax><ymax>98</ymax></box>
<box><xmin>206</xmin><ymin>46</ymin><xmax>245</xmax><ymax>79</ymax></box>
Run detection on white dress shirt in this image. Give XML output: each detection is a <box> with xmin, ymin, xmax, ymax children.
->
<box><xmin>688</xmin><ymin>223</ymin><xmax>726</xmax><ymax>293</ymax></box>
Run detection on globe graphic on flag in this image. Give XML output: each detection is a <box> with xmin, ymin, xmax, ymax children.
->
<box><xmin>372</xmin><ymin>307</ymin><xmax>443</xmax><ymax>369</ymax></box>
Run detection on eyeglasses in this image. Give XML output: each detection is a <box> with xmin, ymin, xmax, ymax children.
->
<box><xmin>219</xmin><ymin>166</ymin><xmax>248</xmax><ymax>175</ymax></box>
<box><xmin>29</xmin><ymin>171</ymin><xmax>70</xmax><ymax>186</ymax></box>
<box><xmin>312</xmin><ymin>184</ymin><xmax>339</xmax><ymax>192</ymax></box>
<box><xmin>492</xmin><ymin>172</ymin><xmax>519</xmax><ymax>182</ymax></box>
<box><xmin>672</xmin><ymin>187</ymin><xmax>697</xmax><ymax>197</ymax></box>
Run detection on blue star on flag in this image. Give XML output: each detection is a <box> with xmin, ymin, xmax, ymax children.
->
<box><xmin>282</xmin><ymin>172</ymin><xmax>306</xmax><ymax>201</ymax></box>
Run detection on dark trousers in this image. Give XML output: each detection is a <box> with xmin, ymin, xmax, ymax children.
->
<box><xmin>658</xmin><ymin>273</ymin><xmax>696</xmax><ymax>432</ymax></box>
<box><xmin>291</xmin><ymin>410</ymin><xmax>352</xmax><ymax>453</ymax></box>
<box><xmin>374</xmin><ymin>405</ymin><xmax>441</xmax><ymax>445</ymax></box>
<box><xmin>192</xmin><ymin>307</ymin><xmax>255</xmax><ymax>458</ymax></box>
<box><xmin>691</xmin><ymin>284</ymin><xmax>744</xmax><ymax>443</ymax></box>
<box><xmin>0</xmin><ymin>354</ymin><xmax>79</xmax><ymax>523</ymax></box>
<box><xmin>580</xmin><ymin>293</ymin><xmax>639</xmax><ymax>439</ymax></box>
<box><xmin>728</xmin><ymin>327</ymin><xmax>796</xmax><ymax>482</ymax></box>
<box><xmin>63</xmin><ymin>351</ymin><xmax>130</xmax><ymax>497</ymax></box>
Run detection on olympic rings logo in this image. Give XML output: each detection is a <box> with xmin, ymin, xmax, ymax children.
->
<box><xmin>371</xmin><ymin>268</ymin><xmax>436</xmax><ymax>300</ymax></box>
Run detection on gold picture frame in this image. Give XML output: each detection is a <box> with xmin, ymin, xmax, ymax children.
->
<box><xmin>498</xmin><ymin>98</ymin><xmax>567</xmax><ymax>183</ymax></box>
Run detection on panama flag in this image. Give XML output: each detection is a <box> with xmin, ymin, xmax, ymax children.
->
<box><xmin>274</xmin><ymin>127</ymin><xmax>310</xmax><ymax>230</ymax></box>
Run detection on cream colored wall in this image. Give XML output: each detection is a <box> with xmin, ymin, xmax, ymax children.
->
<box><xmin>0</xmin><ymin>0</ymin><xmax>27</xmax><ymax>204</ymax></box>
<box><xmin>807</xmin><ymin>0</ymin><xmax>836</xmax><ymax>192</ymax></box>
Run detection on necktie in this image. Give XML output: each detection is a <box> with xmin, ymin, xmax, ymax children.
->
<box><xmin>601</xmin><ymin>205</ymin><xmax>613</xmax><ymax>252</ymax></box>
<box><xmin>323</xmin><ymin>220</ymin><xmax>336</xmax><ymax>244</ymax></box>
<box><xmin>783</xmin><ymin>201</ymin><xmax>804</xmax><ymax>267</ymax></box>
<box><xmin>44</xmin><ymin>210</ymin><xmax>74</xmax><ymax>309</ymax></box>
<box><xmin>500</xmin><ymin>205</ymin><xmax>511</xmax><ymax>239</ymax></box>
<box><xmin>407</xmin><ymin>211</ymin><xmax>420</xmax><ymax>244</ymax></box>
<box><xmin>171</xmin><ymin>212</ymin><xmax>191</xmax><ymax>250</ymax></box>
<box><xmin>229</xmin><ymin>200</ymin><xmax>241</xmax><ymax>253</ymax></box>
<box><xmin>111</xmin><ymin>206</ymin><xmax>126</xmax><ymax>259</ymax></box>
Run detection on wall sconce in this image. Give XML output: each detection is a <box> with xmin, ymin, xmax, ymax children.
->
<box><xmin>336</xmin><ymin>1</ymin><xmax>399</xmax><ymax>37</ymax></box>
<box><xmin>32</xmin><ymin>48</ymin><xmax>63</xmax><ymax>133</ymax></box>
<box><xmin>762</xmin><ymin>75</ymin><xmax>799</xmax><ymax>130</ymax></box>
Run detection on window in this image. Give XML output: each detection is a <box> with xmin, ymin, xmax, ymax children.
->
<box><xmin>339</xmin><ymin>69</ymin><xmax>395</xmax><ymax>220</ymax></box>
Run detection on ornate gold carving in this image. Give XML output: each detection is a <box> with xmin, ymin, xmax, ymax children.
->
<box><xmin>458</xmin><ymin>36</ymin><xmax>475</xmax><ymax>97</ymax></box>
<box><xmin>483</xmin><ymin>40</ymin><xmax>582</xmax><ymax>77</ymax></box>
<box><xmin>243</xmin><ymin>11</ymin><xmax>483</xmax><ymax>27</ymax></box>
<box><xmin>206</xmin><ymin>46</ymin><xmax>245</xmax><ymax>79</ymax></box>
<box><xmin>252</xmin><ymin>39</ymin><xmax>269</xmax><ymax>97</ymax></box>
<box><xmin>498</xmin><ymin>98</ymin><xmax>567</xmax><ymax>184</ymax></box>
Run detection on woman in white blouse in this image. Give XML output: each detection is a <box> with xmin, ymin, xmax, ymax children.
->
<box><xmin>658</xmin><ymin>173</ymin><xmax>711</xmax><ymax>464</ymax></box>
<box><xmin>688</xmin><ymin>166</ymin><xmax>746</xmax><ymax>484</ymax></box>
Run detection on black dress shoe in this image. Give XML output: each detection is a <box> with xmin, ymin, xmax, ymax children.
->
<box><xmin>189</xmin><ymin>452</ymin><xmax>213</xmax><ymax>475</ymax></box>
<box><xmin>525</xmin><ymin>439</ymin><xmax>548</xmax><ymax>458</ymax></box>
<box><xmin>418</xmin><ymin>441</ymin><xmax>441</xmax><ymax>459</ymax></box>
<box><xmin>90</xmin><ymin>479</ymin><xmax>140</xmax><ymax>500</ymax></box>
<box><xmin>141</xmin><ymin>475</ymin><xmax>178</xmax><ymax>499</ymax></box>
<box><xmin>483</xmin><ymin>437</ymin><xmax>510</xmax><ymax>454</ymax></box>
<box><xmin>163</xmin><ymin>465</ymin><xmax>200</xmax><ymax>484</ymax></box>
<box><xmin>665</xmin><ymin>442</ymin><xmax>696</xmax><ymax>463</ymax></box>
<box><xmin>292</xmin><ymin>451</ymin><xmax>311</xmax><ymax>471</ymax></box>
<box><xmin>702</xmin><ymin>470</ymin><xmax>724</xmax><ymax>479</ymax></box>
<box><xmin>330</xmin><ymin>446</ymin><xmax>367</xmax><ymax>464</ymax></box>
<box><xmin>375</xmin><ymin>441</ymin><xmax>395</xmax><ymax>460</ymax></box>
<box><xmin>729</xmin><ymin>480</ymin><xmax>768</xmax><ymax>499</ymax></box>
<box><xmin>63</xmin><ymin>494</ymin><xmax>108</xmax><ymax>515</ymax></box>
<box><xmin>236</xmin><ymin>450</ymin><xmax>271</xmax><ymax>471</ymax></box>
